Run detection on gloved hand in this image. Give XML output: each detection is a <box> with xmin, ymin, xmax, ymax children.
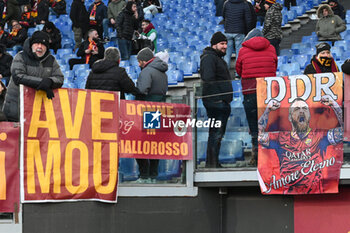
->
<box><xmin>37</xmin><ymin>78</ymin><xmax>54</xmax><ymax>99</ymax></box>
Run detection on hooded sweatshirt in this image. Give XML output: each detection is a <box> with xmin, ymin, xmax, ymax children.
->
<box><xmin>236</xmin><ymin>28</ymin><xmax>277</xmax><ymax>94</ymax></box>
<box><xmin>316</xmin><ymin>4</ymin><xmax>346</xmax><ymax>41</ymax></box>
<box><xmin>136</xmin><ymin>57</ymin><xmax>168</xmax><ymax>96</ymax></box>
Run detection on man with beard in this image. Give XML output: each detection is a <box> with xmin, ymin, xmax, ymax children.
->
<box><xmin>2</xmin><ymin>31</ymin><xmax>64</xmax><ymax>122</ymax></box>
<box><xmin>258</xmin><ymin>96</ymin><xmax>343</xmax><ymax>194</ymax></box>
<box><xmin>200</xmin><ymin>31</ymin><xmax>233</xmax><ymax>168</ymax></box>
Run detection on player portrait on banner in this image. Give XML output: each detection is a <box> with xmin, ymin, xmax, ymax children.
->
<box><xmin>257</xmin><ymin>73</ymin><xmax>343</xmax><ymax>195</ymax></box>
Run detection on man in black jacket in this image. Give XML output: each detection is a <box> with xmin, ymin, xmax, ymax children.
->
<box><xmin>68</xmin><ymin>29</ymin><xmax>104</xmax><ymax>69</ymax></box>
<box><xmin>200</xmin><ymin>32</ymin><xmax>233</xmax><ymax>168</ymax></box>
<box><xmin>85</xmin><ymin>47</ymin><xmax>140</xmax><ymax>99</ymax></box>
<box><xmin>88</xmin><ymin>0</ymin><xmax>107</xmax><ymax>39</ymax></box>
<box><xmin>6</xmin><ymin>20</ymin><xmax>27</xmax><ymax>49</ymax></box>
<box><xmin>328</xmin><ymin>0</ymin><xmax>345</xmax><ymax>20</ymax></box>
<box><xmin>42</xmin><ymin>21</ymin><xmax>61</xmax><ymax>53</ymax></box>
<box><xmin>70</xmin><ymin>0</ymin><xmax>89</xmax><ymax>51</ymax></box>
<box><xmin>116</xmin><ymin>1</ymin><xmax>139</xmax><ymax>60</ymax></box>
<box><xmin>223</xmin><ymin>0</ymin><xmax>252</xmax><ymax>68</ymax></box>
<box><xmin>0</xmin><ymin>44</ymin><xmax>13</xmax><ymax>86</ymax></box>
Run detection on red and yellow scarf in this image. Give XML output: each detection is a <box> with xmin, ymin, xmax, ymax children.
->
<box><xmin>89</xmin><ymin>2</ymin><xmax>101</xmax><ymax>25</ymax></box>
<box><xmin>86</xmin><ymin>38</ymin><xmax>97</xmax><ymax>64</ymax></box>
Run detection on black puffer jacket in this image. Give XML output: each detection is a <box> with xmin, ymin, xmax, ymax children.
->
<box><xmin>304</xmin><ymin>55</ymin><xmax>339</xmax><ymax>74</ymax></box>
<box><xmin>200</xmin><ymin>47</ymin><xmax>233</xmax><ymax>103</ymax></box>
<box><xmin>42</xmin><ymin>23</ymin><xmax>62</xmax><ymax>53</ymax></box>
<box><xmin>3</xmin><ymin>38</ymin><xmax>64</xmax><ymax>122</ymax></box>
<box><xmin>116</xmin><ymin>7</ymin><xmax>138</xmax><ymax>40</ymax></box>
<box><xmin>36</xmin><ymin>0</ymin><xmax>50</xmax><ymax>23</ymax></box>
<box><xmin>223</xmin><ymin>0</ymin><xmax>252</xmax><ymax>34</ymax></box>
<box><xmin>85</xmin><ymin>59</ymin><xmax>140</xmax><ymax>99</ymax></box>
<box><xmin>70</xmin><ymin>0</ymin><xmax>89</xmax><ymax>33</ymax></box>
<box><xmin>0</xmin><ymin>52</ymin><xmax>13</xmax><ymax>84</ymax></box>
<box><xmin>6</xmin><ymin>28</ymin><xmax>28</xmax><ymax>48</ymax></box>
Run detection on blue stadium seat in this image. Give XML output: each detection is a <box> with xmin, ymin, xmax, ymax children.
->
<box><xmin>167</xmin><ymin>69</ymin><xmax>184</xmax><ymax>83</ymax></box>
<box><xmin>178</xmin><ymin>60</ymin><xmax>198</xmax><ymax>76</ymax></box>
<box><xmin>119</xmin><ymin>158</ymin><xmax>139</xmax><ymax>182</ymax></box>
<box><xmin>157</xmin><ymin>160</ymin><xmax>181</xmax><ymax>181</ymax></box>
<box><xmin>331</xmin><ymin>47</ymin><xmax>344</xmax><ymax>60</ymax></box>
<box><xmin>56</xmin><ymin>48</ymin><xmax>73</xmax><ymax>59</ymax></box>
<box><xmin>72</xmin><ymin>64</ymin><xmax>89</xmax><ymax>73</ymax></box>
<box><xmin>291</xmin><ymin>54</ymin><xmax>310</xmax><ymax>69</ymax></box>
<box><xmin>279</xmin><ymin>62</ymin><xmax>301</xmax><ymax>75</ymax></box>
<box><xmin>219</xmin><ymin>140</ymin><xmax>243</xmax><ymax>163</ymax></box>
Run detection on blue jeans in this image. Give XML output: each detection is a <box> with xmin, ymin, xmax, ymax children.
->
<box><xmin>102</xmin><ymin>18</ymin><xmax>111</xmax><ymax>39</ymax></box>
<box><xmin>203</xmin><ymin>100</ymin><xmax>231</xmax><ymax>168</ymax></box>
<box><xmin>224</xmin><ymin>33</ymin><xmax>245</xmax><ymax>69</ymax></box>
<box><xmin>257</xmin><ymin>15</ymin><xmax>265</xmax><ymax>26</ymax></box>
<box><xmin>118</xmin><ymin>38</ymin><xmax>132</xmax><ymax>60</ymax></box>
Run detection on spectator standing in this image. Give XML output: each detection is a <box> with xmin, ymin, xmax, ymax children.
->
<box><xmin>304</xmin><ymin>42</ymin><xmax>339</xmax><ymax>74</ymax></box>
<box><xmin>235</xmin><ymin>28</ymin><xmax>277</xmax><ymax>166</ymax></box>
<box><xmin>137</xmin><ymin>19</ymin><xmax>157</xmax><ymax>52</ymax></box>
<box><xmin>200</xmin><ymin>32</ymin><xmax>233</xmax><ymax>168</ymax></box>
<box><xmin>262</xmin><ymin>0</ymin><xmax>282</xmax><ymax>55</ymax></box>
<box><xmin>254</xmin><ymin>0</ymin><xmax>266</xmax><ymax>25</ymax></box>
<box><xmin>104</xmin><ymin>0</ymin><xmax>125</xmax><ymax>41</ymax></box>
<box><xmin>0</xmin><ymin>43</ymin><xmax>13</xmax><ymax>86</ymax></box>
<box><xmin>85</xmin><ymin>47</ymin><xmax>141</xmax><ymax>99</ymax></box>
<box><xmin>328</xmin><ymin>0</ymin><xmax>345</xmax><ymax>20</ymax></box>
<box><xmin>116</xmin><ymin>1</ymin><xmax>138</xmax><ymax>60</ymax></box>
<box><xmin>135</xmin><ymin>47</ymin><xmax>168</xmax><ymax>183</ymax></box>
<box><xmin>36</xmin><ymin>0</ymin><xmax>49</xmax><ymax>24</ymax></box>
<box><xmin>316</xmin><ymin>4</ymin><xmax>346</xmax><ymax>45</ymax></box>
<box><xmin>88</xmin><ymin>0</ymin><xmax>107</xmax><ymax>40</ymax></box>
<box><xmin>19</xmin><ymin>5</ymin><xmax>35</xmax><ymax>28</ymax></box>
<box><xmin>222</xmin><ymin>0</ymin><xmax>252</xmax><ymax>69</ymax></box>
<box><xmin>7</xmin><ymin>20</ymin><xmax>27</xmax><ymax>49</ymax></box>
<box><xmin>42</xmin><ymin>21</ymin><xmax>61</xmax><ymax>53</ymax></box>
<box><xmin>68</xmin><ymin>29</ymin><xmax>104</xmax><ymax>69</ymax></box>
<box><xmin>246</xmin><ymin>0</ymin><xmax>257</xmax><ymax>33</ymax></box>
<box><xmin>70</xmin><ymin>0</ymin><xmax>89</xmax><ymax>51</ymax></box>
<box><xmin>283</xmin><ymin>0</ymin><xmax>296</xmax><ymax>10</ymax></box>
<box><xmin>2</xmin><ymin>31</ymin><xmax>64</xmax><ymax>122</ymax></box>
<box><xmin>2</xmin><ymin>0</ymin><xmax>21</xmax><ymax>25</ymax></box>
<box><xmin>0</xmin><ymin>81</ymin><xmax>6</xmax><ymax>121</ymax></box>
<box><xmin>0</xmin><ymin>23</ymin><xmax>9</xmax><ymax>45</ymax></box>
<box><xmin>49</xmin><ymin>0</ymin><xmax>66</xmax><ymax>17</ymax></box>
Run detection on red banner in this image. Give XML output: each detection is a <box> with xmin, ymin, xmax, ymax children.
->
<box><xmin>344</xmin><ymin>73</ymin><xmax>350</xmax><ymax>141</ymax></box>
<box><xmin>0</xmin><ymin>122</ymin><xmax>19</xmax><ymax>212</ymax></box>
<box><xmin>21</xmin><ymin>87</ymin><xmax>119</xmax><ymax>202</ymax></box>
<box><xmin>119</xmin><ymin>100</ymin><xmax>193</xmax><ymax>160</ymax></box>
<box><xmin>256</xmin><ymin>73</ymin><xmax>343</xmax><ymax>194</ymax></box>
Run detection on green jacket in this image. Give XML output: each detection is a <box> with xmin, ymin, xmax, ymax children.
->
<box><xmin>316</xmin><ymin>4</ymin><xmax>346</xmax><ymax>41</ymax></box>
<box><xmin>141</xmin><ymin>28</ymin><xmax>157</xmax><ymax>52</ymax></box>
<box><xmin>107</xmin><ymin>0</ymin><xmax>126</xmax><ymax>20</ymax></box>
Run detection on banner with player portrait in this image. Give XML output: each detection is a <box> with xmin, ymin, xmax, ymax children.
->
<box><xmin>119</xmin><ymin>100</ymin><xmax>193</xmax><ymax>160</ymax></box>
<box><xmin>256</xmin><ymin>73</ymin><xmax>343</xmax><ymax>195</ymax></box>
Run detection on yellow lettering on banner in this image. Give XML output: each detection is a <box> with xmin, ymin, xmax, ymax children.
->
<box><xmin>93</xmin><ymin>142</ymin><xmax>118</xmax><ymax>194</ymax></box>
<box><xmin>173</xmin><ymin>143</ymin><xmax>180</xmax><ymax>156</ymax></box>
<box><xmin>27</xmin><ymin>140</ymin><xmax>61</xmax><ymax>194</ymax></box>
<box><xmin>59</xmin><ymin>89</ymin><xmax>87</xmax><ymax>139</ymax></box>
<box><xmin>126</xmin><ymin>103</ymin><xmax>136</xmax><ymax>115</ymax></box>
<box><xmin>65</xmin><ymin>141</ymin><xmax>89</xmax><ymax>194</ymax></box>
<box><xmin>28</xmin><ymin>91</ymin><xmax>58</xmax><ymax>138</ymax></box>
<box><xmin>0</xmin><ymin>152</ymin><xmax>6</xmax><ymax>200</ymax></box>
<box><xmin>136</xmin><ymin>104</ymin><xmax>146</xmax><ymax>116</ymax></box>
<box><xmin>91</xmin><ymin>92</ymin><xmax>117</xmax><ymax>140</ymax></box>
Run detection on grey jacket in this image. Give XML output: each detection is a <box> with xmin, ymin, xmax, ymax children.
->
<box><xmin>316</xmin><ymin>4</ymin><xmax>346</xmax><ymax>41</ymax></box>
<box><xmin>136</xmin><ymin>57</ymin><xmax>168</xmax><ymax>96</ymax></box>
<box><xmin>107</xmin><ymin>0</ymin><xmax>126</xmax><ymax>20</ymax></box>
<box><xmin>2</xmin><ymin>38</ymin><xmax>64</xmax><ymax>122</ymax></box>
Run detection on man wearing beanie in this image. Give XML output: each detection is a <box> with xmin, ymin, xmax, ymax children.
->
<box><xmin>304</xmin><ymin>42</ymin><xmax>339</xmax><ymax>74</ymax></box>
<box><xmin>85</xmin><ymin>47</ymin><xmax>141</xmax><ymax>99</ymax></box>
<box><xmin>2</xmin><ymin>31</ymin><xmax>64</xmax><ymax>122</ymax></box>
<box><xmin>200</xmin><ymin>31</ymin><xmax>233</xmax><ymax>168</ymax></box>
<box><xmin>135</xmin><ymin>47</ymin><xmax>168</xmax><ymax>183</ymax></box>
<box><xmin>262</xmin><ymin>0</ymin><xmax>282</xmax><ymax>55</ymax></box>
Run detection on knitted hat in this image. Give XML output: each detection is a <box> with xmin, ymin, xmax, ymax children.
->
<box><xmin>316</xmin><ymin>42</ymin><xmax>331</xmax><ymax>55</ymax></box>
<box><xmin>30</xmin><ymin>31</ymin><xmax>50</xmax><ymax>48</ymax></box>
<box><xmin>265</xmin><ymin>0</ymin><xmax>276</xmax><ymax>4</ymax></box>
<box><xmin>210</xmin><ymin>31</ymin><xmax>227</xmax><ymax>46</ymax></box>
<box><xmin>104</xmin><ymin>47</ymin><xmax>120</xmax><ymax>62</ymax></box>
<box><xmin>137</xmin><ymin>47</ymin><xmax>154</xmax><ymax>62</ymax></box>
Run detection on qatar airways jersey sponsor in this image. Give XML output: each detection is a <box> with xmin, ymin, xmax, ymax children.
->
<box><xmin>265</xmin><ymin>130</ymin><xmax>332</xmax><ymax>194</ymax></box>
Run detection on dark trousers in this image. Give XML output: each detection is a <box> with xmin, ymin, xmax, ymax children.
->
<box><xmin>284</xmin><ymin>0</ymin><xmax>296</xmax><ymax>10</ymax></box>
<box><xmin>118</xmin><ymin>38</ymin><xmax>132</xmax><ymax>60</ymax></box>
<box><xmin>268</xmin><ymin>38</ymin><xmax>281</xmax><ymax>56</ymax></box>
<box><xmin>203</xmin><ymin>100</ymin><xmax>231</xmax><ymax>168</ymax></box>
<box><xmin>243</xmin><ymin>93</ymin><xmax>258</xmax><ymax>155</ymax></box>
<box><xmin>136</xmin><ymin>159</ymin><xmax>160</xmax><ymax>179</ymax></box>
<box><xmin>69</xmin><ymin>58</ymin><xmax>86</xmax><ymax>70</ymax></box>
